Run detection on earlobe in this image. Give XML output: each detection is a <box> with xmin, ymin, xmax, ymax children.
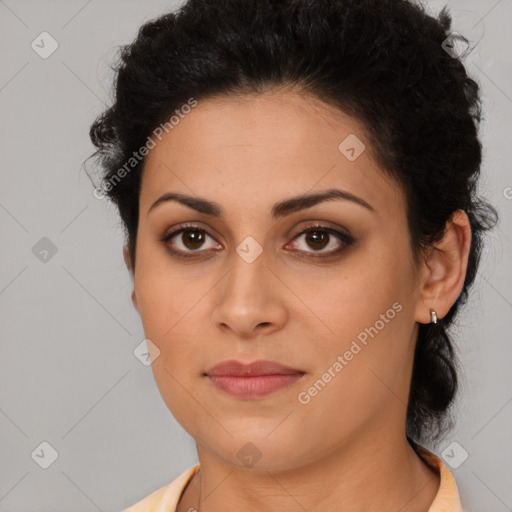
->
<box><xmin>123</xmin><ymin>245</ymin><xmax>132</xmax><ymax>274</ymax></box>
<box><xmin>415</xmin><ymin>210</ymin><xmax>472</xmax><ymax>324</ymax></box>
<box><xmin>131</xmin><ymin>289</ymin><xmax>139</xmax><ymax>312</ymax></box>
<box><xmin>123</xmin><ymin>245</ymin><xmax>139</xmax><ymax>312</ymax></box>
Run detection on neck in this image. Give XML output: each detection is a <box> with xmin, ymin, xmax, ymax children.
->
<box><xmin>177</xmin><ymin>430</ymin><xmax>440</xmax><ymax>512</ymax></box>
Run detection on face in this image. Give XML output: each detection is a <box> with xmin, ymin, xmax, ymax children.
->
<box><xmin>130</xmin><ymin>89</ymin><xmax>425</xmax><ymax>470</ymax></box>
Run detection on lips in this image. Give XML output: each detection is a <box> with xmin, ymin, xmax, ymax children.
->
<box><xmin>204</xmin><ymin>360</ymin><xmax>305</xmax><ymax>399</ymax></box>
<box><xmin>205</xmin><ymin>359</ymin><xmax>304</xmax><ymax>377</ymax></box>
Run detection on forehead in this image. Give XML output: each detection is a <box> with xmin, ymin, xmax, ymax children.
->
<box><xmin>140</xmin><ymin>90</ymin><xmax>405</xmax><ymax>219</ymax></box>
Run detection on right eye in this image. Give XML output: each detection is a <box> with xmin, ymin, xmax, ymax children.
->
<box><xmin>160</xmin><ymin>224</ymin><xmax>222</xmax><ymax>258</ymax></box>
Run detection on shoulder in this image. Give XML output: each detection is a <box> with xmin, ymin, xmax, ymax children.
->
<box><xmin>415</xmin><ymin>445</ymin><xmax>464</xmax><ymax>512</ymax></box>
<box><xmin>122</xmin><ymin>464</ymin><xmax>200</xmax><ymax>512</ymax></box>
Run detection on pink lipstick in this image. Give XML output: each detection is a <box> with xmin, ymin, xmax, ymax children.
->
<box><xmin>205</xmin><ymin>359</ymin><xmax>305</xmax><ymax>399</ymax></box>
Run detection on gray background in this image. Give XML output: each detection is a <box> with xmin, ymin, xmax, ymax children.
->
<box><xmin>0</xmin><ymin>0</ymin><xmax>511</xmax><ymax>511</ymax></box>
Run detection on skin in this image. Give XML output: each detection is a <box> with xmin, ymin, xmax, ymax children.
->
<box><xmin>123</xmin><ymin>89</ymin><xmax>471</xmax><ymax>512</ymax></box>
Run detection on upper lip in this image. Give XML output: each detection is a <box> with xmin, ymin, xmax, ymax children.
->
<box><xmin>205</xmin><ymin>359</ymin><xmax>304</xmax><ymax>377</ymax></box>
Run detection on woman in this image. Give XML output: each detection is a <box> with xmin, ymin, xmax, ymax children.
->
<box><xmin>88</xmin><ymin>0</ymin><xmax>497</xmax><ymax>510</ymax></box>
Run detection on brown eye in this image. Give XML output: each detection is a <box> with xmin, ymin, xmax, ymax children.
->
<box><xmin>288</xmin><ymin>225</ymin><xmax>354</xmax><ymax>257</ymax></box>
<box><xmin>304</xmin><ymin>230</ymin><xmax>330</xmax><ymax>251</ymax></box>
<box><xmin>180</xmin><ymin>229</ymin><xmax>207</xmax><ymax>250</ymax></box>
<box><xmin>160</xmin><ymin>223</ymin><xmax>353</xmax><ymax>260</ymax></box>
<box><xmin>160</xmin><ymin>224</ymin><xmax>221</xmax><ymax>257</ymax></box>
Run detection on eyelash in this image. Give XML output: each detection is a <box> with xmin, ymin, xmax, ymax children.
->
<box><xmin>159</xmin><ymin>223</ymin><xmax>354</xmax><ymax>260</ymax></box>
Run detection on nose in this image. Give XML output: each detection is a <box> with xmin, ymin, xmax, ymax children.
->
<box><xmin>210</xmin><ymin>254</ymin><xmax>288</xmax><ymax>340</ymax></box>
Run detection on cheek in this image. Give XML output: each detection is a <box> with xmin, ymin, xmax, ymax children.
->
<box><xmin>133</xmin><ymin>241</ymin><xmax>186</xmax><ymax>329</ymax></box>
<box><xmin>316</xmin><ymin>242</ymin><xmax>410</xmax><ymax>331</ymax></box>
<box><xmin>133</xmin><ymin>250</ymin><xmax>214</xmax><ymax>372</ymax></box>
<box><xmin>296</xmin><ymin>235</ymin><xmax>416</xmax><ymax>387</ymax></box>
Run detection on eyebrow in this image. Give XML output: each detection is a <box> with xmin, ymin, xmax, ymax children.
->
<box><xmin>147</xmin><ymin>188</ymin><xmax>375</xmax><ymax>219</ymax></box>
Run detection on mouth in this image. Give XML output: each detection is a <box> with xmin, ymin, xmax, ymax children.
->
<box><xmin>204</xmin><ymin>359</ymin><xmax>305</xmax><ymax>399</ymax></box>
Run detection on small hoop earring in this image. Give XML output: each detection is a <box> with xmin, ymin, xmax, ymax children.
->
<box><xmin>430</xmin><ymin>309</ymin><xmax>438</xmax><ymax>324</ymax></box>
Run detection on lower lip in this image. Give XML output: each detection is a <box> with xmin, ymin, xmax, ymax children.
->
<box><xmin>207</xmin><ymin>374</ymin><xmax>304</xmax><ymax>399</ymax></box>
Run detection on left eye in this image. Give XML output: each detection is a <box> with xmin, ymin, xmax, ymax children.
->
<box><xmin>287</xmin><ymin>226</ymin><xmax>353</xmax><ymax>256</ymax></box>
<box><xmin>160</xmin><ymin>224</ymin><xmax>353</xmax><ymax>258</ymax></box>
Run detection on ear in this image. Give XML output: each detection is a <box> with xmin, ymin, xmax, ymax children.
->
<box><xmin>123</xmin><ymin>244</ymin><xmax>138</xmax><ymax>312</ymax></box>
<box><xmin>415</xmin><ymin>209</ymin><xmax>472</xmax><ymax>324</ymax></box>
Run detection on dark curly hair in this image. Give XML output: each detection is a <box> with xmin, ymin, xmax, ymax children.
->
<box><xmin>86</xmin><ymin>0</ymin><xmax>498</xmax><ymax>449</ymax></box>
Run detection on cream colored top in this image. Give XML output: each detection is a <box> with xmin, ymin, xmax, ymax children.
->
<box><xmin>122</xmin><ymin>445</ymin><xmax>463</xmax><ymax>512</ymax></box>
